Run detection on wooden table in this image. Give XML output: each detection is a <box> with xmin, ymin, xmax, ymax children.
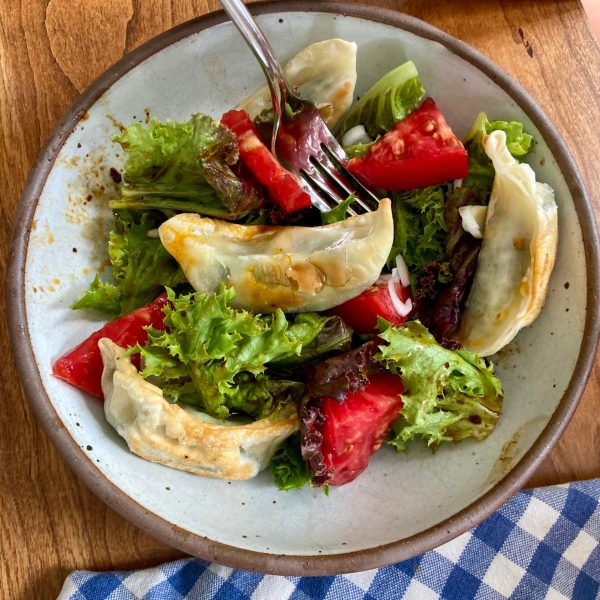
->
<box><xmin>1</xmin><ymin>1</ymin><xmax>598</xmax><ymax>597</ymax></box>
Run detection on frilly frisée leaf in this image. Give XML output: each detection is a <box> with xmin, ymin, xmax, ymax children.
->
<box><xmin>136</xmin><ymin>286</ymin><xmax>346</xmax><ymax>420</ymax></box>
<box><xmin>375</xmin><ymin>320</ymin><xmax>503</xmax><ymax>450</ymax></box>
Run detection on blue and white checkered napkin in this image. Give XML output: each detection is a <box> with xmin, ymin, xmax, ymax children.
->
<box><xmin>58</xmin><ymin>479</ymin><xmax>600</xmax><ymax>600</ymax></box>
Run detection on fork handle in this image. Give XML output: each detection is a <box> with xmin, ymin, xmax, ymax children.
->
<box><xmin>219</xmin><ymin>0</ymin><xmax>287</xmax><ymax>147</ymax></box>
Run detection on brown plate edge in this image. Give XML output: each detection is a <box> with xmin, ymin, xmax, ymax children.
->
<box><xmin>6</xmin><ymin>1</ymin><xmax>600</xmax><ymax>576</ymax></box>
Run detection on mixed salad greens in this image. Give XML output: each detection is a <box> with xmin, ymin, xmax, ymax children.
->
<box><xmin>53</xmin><ymin>40</ymin><xmax>557</xmax><ymax>490</ymax></box>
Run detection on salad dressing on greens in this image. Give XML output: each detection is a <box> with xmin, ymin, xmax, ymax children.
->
<box><xmin>52</xmin><ymin>39</ymin><xmax>557</xmax><ymax>490</ymax></box>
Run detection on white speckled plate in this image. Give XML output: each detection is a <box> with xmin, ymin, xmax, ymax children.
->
<box><xmin>7</xmin><ymin>2</ymin><xmax>600</xmax><ymax>575</ymax></box>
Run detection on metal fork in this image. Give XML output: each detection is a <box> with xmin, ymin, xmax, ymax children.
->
<box><xmin>219</xmin><ymin>0</ymin><xmax>380</xmax><ymax>216</ymax></box>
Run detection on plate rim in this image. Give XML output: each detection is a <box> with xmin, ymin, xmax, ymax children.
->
<box><xmin>6</xmin><ymin>0</ymin><xmax>600</xmax><ymax>575</ymax></box>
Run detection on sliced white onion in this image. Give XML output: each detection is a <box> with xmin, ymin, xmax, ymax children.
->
<box><xmin>387</xmin><ymin>275</ymin><xmax>413</xmax><ymax>317</ymax></box>
<box><xmin>341</xmin><ymin>124</ymin><xmax>372</xmax><ymax>147</ymax></box>
<box><xmin>454</xmin><ymin>178</ymin><xmax>463</xmax><ymax>189</ymax></box>
<box><xmin>394</xmin><ymin>254</ymin><xmax>411</xmax><ymax>288</ymax></box>
<box><xmin>459</xmin><ymin>205</ymin><xmax>488</xmax><ymax>239</ymax></box>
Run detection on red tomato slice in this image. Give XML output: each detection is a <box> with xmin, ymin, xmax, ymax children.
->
<box><xmin>330</xmin><ymin>278</ymin><xmax>412</xmax><ymax>333</ymax></box>
<box><xmin>52</xmin><ymin>293</ymin><xmax>170</xmax><ymax>399</ymax></box>
<box><xmin>320</xmin><ymin>372</ymin><xmax>404</xmax><ymax>486</ymax></box>
<box><xmin>348</xmin><ymin>98</ymin><xmax>468</xmax><ymax>190</ymax></box>
<box><xmin>221</xmin><ymin>109</ymin><xmax>312</xmax><ymax>214</ymax></box>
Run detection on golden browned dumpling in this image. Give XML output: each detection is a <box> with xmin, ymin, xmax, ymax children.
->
<box><xmin>100</xmin><ymin>339</ymin><xmax>299</xmax><ymax>480</ymax></box>
<box><xmin>158</xmin><ymin>199</ymin><xmax>394</xmax><ymax>314</ymax></box>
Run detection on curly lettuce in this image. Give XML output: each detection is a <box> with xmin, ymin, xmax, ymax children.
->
<box><xmin>270</xmin><ymin>432</ymin><xmax>313</xmax><ymax>491</ymax></box>
<box><xmin>136</xmin><ymin>287</ymin><xmax>350</xmax><ymax>420</ymax></box>
<box><xmin>387</xmin><ymin>185</ymin><xmax>450</xmax><ymax>286</ymax></box>
<box><xmin>109</xmin><ymin>114</ymin><xmax>264</xmax><ymax>219</ymax></box>
<box><xmin>462</xmin><ymin>113</ymin><xmax>534</xmax><ymax>202</ymax></box>
<box><xmin>375</xmin><ymin>320</ymin><xmax>503</xmax><ymax>450</ymax></box>
<box><xmin>73</xmin><ymin>211</ymin><xmax>186</xmax><ymax>316</ymax></box>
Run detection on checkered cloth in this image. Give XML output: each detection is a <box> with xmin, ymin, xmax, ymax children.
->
<box><xmin>58</xmin><ymin>479</ymin><xmax>600</xmax><ymax>600</ymax></box>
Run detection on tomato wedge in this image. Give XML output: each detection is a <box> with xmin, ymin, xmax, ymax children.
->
<box><xmin>320</xmin><ymin>372</ymin><xmax>404</xmax><ymax>486</ymax></box>
<box><xmin>348</xmin><ymin>98</ymin><xmax>468</xmax><ymax>190</ymax></box>
<box><xmin>330</xmin><ymin>278</ymin><xmax>412</xmax><ymax>333</ymax></box>
<box><xmin>52</xmin><ymin>293</ymin><xmax>169</xmax><ymax>399</ymax></box>
<box><xmin>221</xmin><ymin>109</ymin><xmax>311</xmax><ymax>214</ymax></box>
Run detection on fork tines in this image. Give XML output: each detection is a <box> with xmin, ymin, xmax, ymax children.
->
<box><xmin>300</xmin><ymin>142</ymin><xmax>380</xmax><ymax>216</ymax></box>
<box><xmin>275</xmin><ymin>100</ymin><xmax>380</xmax><ymax>217</ymax></box>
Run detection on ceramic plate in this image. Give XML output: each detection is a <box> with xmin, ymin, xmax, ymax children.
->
<box><xmin>8</xmin><ymin>2</ymin><xmax>600</xmax><ymax>575</ymax></box>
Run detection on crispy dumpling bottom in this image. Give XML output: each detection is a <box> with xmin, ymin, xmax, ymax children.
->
<box><xmin>100</xmin><ymin>339</ymin><xmax>299</xmax><ymax>480</ymax></box>
<box><xmin>158</xmin><ymin>198</ymin><xmax>394</xmax><ymax>314</ymax></box>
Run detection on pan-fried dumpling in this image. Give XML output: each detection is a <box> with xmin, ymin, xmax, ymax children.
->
<box><xmin>237</xmin><ymin>39</ymin><xmax>357</xmax><ymax>128</ymax></box>
<box><xmin>457</xmin><ymin>130</ymin><xmax>558</xmax><ymax>356</ymax></box>
<box><xmin>159</xmin><ymin>199</ymin><xmax>394</xmax><ymax>314</ymax></box>
<box><xmin>100</xmin><ymin>339</ymin><xmax>299</xmax><ymax>480</ymax></box>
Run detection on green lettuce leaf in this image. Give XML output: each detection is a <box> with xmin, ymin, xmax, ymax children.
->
<box><xmin>375</xmin><ymin>320</ymin><xmax>503</xmax><ymax>450</ymax></box>
<box><xmin>336</xmin><ymin>61</ymin><xmax>425</xmax><ymax>141</ymax></box>
<box><xmin>462</xmin><ymin>113</ymin><xmax>534</xmax><ymax>202</ymax></box>
<box><xmin>109</xmin><ymin>114</ymin><xmax>264</xmax><ymax>219</ymax></box>
<box><xmin>72</xmin><ymin>274</ymin><xmax>122</xmax><ymax>316</ymax></box>
<box><xmin>272</xmin><ymin>314</ymin><xmax>352</xmax><ymax>364</ymax></box>
<box><xmin>320</xmin><ymin>195</ymin><xmax>355</xmax><ymax>225</ymax></box>
<box><xmin>270</xmin><ymin>432</ymin><xmax>312</xmax><ymax>491</ymax></box>
<box><xmin>387</xmin><ymin>185</ymin><xmax>450</xmax><ymax>286</ymax></box>
<box><xmin>73</xmin><ymin>211</ymin><xmax>186</xmax><ymax>316</ymax></box>
<box><xmin>137</xmin><ymin>287</ymin><xmax>338</xmax><ymax>420</ymax></box>
<box><xmin>486</xmin><ymin>119</ymin><xmax>533</xmax><ymax>157</ymax></box>
<box><xmin>344</xmin><ymin>141</ymin><xmax>374</xmax><ymax>158</ymax></box>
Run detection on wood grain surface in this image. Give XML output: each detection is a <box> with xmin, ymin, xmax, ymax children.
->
<box><xmin>1</xmin><ymin>1</ymin><xmax>599</xmax><ymax>598</ymax></box>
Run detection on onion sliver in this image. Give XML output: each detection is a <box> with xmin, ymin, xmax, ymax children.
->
<box><xmin>459</xmin><ymin>205</ymin><xmax>488</xmax><ymax>239</ymax></box>
<box><xmin>394</xmin><ymin>254</ymin><xmax>411</xmax><ymax>288</ymax></box>
<box><xmin>341</xmin><ymin>124</ymin><xmax>372</xmax><ymax>147</ymax></box>
<box><xmin>387</xmin><ymin>275</ymin><xmax>413</xmax><ymax>317</ymax></box>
